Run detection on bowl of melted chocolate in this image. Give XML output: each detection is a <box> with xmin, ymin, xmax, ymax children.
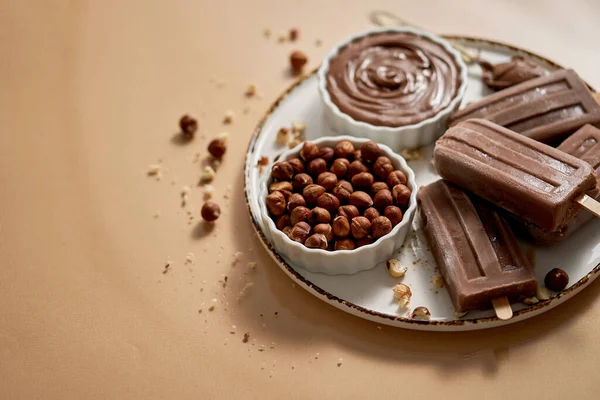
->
<box><xmin>318</xmin><ymin>28</ymin><xmax>467</xmax><ymax>149</ymax></box>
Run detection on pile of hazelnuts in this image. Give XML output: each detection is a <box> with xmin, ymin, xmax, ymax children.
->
<box><xmin>265</xmin><ymin>140</ymin><xmax>412</xmax><ymax>251</ymax></box>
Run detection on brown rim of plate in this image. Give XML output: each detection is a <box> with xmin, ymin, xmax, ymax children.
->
<box><xmin>244</xmin><ymin>35</ymin><xmax>600</xmax><ymax>328</ymax></box>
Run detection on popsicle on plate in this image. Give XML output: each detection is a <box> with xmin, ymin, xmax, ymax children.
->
<box><xmin>434</xmin><ymin>119</ymin><xmax>597</xmax><ymax>231</ymax></box>
<box><xmin>418</xmin><ymin>180</ymin><xmax>537</xmax><ymax>314</ymax></box>
<box><xmin>449</xmin><ymin>69</ymin><xmax>600</xmax><ymax>143</ymax></box>
<box><xmin>513</xmin><ymin>124</ymin><xmax>600</xmax><ymax>244</ymax></box>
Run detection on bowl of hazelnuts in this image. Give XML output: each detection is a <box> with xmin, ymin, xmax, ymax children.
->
<box><xmin>259</xmin><ymin>136</ymin><xmax>417</xmax><ymax>275</ymax></box>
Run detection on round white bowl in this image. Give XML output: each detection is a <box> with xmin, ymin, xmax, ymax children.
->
<box><xmin>259</xmin><ymin>136</ymin><xmax>418</xmax><ymax>275</ymax></box>
<box><xmin>318</xmin><ymin>27</ymin><xmax>468</xmax><ymax>151</ymax></box>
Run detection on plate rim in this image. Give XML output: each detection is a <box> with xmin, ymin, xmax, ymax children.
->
<box><xmin>243</xmin><ymin>35</ymin><xmax>600</xmax><ymax>330</ymax></box>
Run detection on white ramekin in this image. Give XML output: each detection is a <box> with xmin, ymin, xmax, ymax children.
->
<box><xmin>258</xmin><ymin>136</ymin><xmax>418</xmax><ymax>275</ymax></box>
<box><xmin>318</xmin><ymin>27</ymin><xmax>468</xmax><ymax>151</ymax></box>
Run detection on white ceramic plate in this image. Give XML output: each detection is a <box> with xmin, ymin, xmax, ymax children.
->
<box><xmin>244</xmin><ymin>36</ymin><xmax>600</xmax><ymax>331</ymax></box>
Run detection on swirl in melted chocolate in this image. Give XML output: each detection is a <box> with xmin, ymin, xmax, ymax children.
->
<box><xmin>326</xmin><ymin>32</ymin><xmax>461</xmax><ymax>127</ymax></box>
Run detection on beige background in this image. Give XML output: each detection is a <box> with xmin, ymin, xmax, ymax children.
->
<box><xmin>1</xmin><ymin>1</ymin><xmax>600</xmax><ymax>398</ymax></box>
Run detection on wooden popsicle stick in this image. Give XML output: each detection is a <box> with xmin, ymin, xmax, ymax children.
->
<box><xmin>492</xmin><ymin>297</ymin><xmax>513</xmax><ymax>320</ymax></box>
<box><xmin>577</xmin><ymin>194</ymin><xmax>600</xmax><ymax>218</ymax></box>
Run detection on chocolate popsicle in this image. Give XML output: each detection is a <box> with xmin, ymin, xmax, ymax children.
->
<box><xmin>515</xmin><ymin>124</ymin><xmax>600</xmax><ymax>244</ymax></box>
<box><xmin>434</xmin><ymin>119</ymin><xmax>597</xmax><ymax>231</ymax></box>
<box><xmin>418</xmin><ymin>180</ymin><xmax>537</xmax><ymax>314</ymax></box>
<box><xmin>449</xmin><ymin>69</ymin><xmax>600</xmax><ymax>143</ymax></box>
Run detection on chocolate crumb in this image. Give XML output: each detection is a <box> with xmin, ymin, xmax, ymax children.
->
<box><xmin>243</xmin><ymin>332</ymin><xmax>250</xmax><ymax>343</ymax></box>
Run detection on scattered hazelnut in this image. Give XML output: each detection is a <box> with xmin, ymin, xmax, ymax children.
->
<box><xmin>300</xmin><ymin>141</ymin><xmax>320</xmax><ymax>161</ymax></box>
<box><xmin>313</xmin><ymin>223</ymin><xmax>333</xmax><ymax>242</ymax></box>
<box><xmin>290</xmin><ymin>206</ymin><xmax>310</xmax><ymax>225</ymax></box>
<box><xmin>363</xmin><ymin>207</ymin><xmax>380</xmax><ymax>222</ymax></box>
<box><xmin>536</xmin><ymin>286</ymin><xmax>552</xmax><ymax>301</ymax></box>
<box><xmin>305</xmin><ymin>233</ymin><xmax>328</xmax><ymax>249</ymax></box>
<box><xmin>201</xmin><ymin>201</ymin><xmax>221</xmax><ymax>222</ymax></box>
<box><xmin>384</xmin><ymin>206</ymin><xmax>403</xmax><ymax>226</ymax></box>
<box><xmin>291</xmin><ymin>121</ymin><xmax>307</xmax><ymax>135</ymax></box>
<box><xmin>330</xmin><ymin>158</ymin><xmax>350</xmax><ymax>178</ymax></box>
<box><xmin>179</xmin><ymin>115</ymin><xmax>198</xmax><ymax>139</ymax></box>
<box><xmin>372</xmin><ymin>216</ymin><xmax>392</xmax><ymax>238</ymax></box>
<box><xmin>290</xmin><ymin>222</ymin><xmax>311</xmax><ymax>243</ymax></box>
<box><xmin>319</xmin><ymin>147</ymin><xmax>335</xmax><ymax>162</ymax></box>
<box><xmin>351</xmin><ymin>172</ymin><xmax>374</xmax><ymax>190</ymax></box>
<box><xmin>271</xmin><ymin>161</ymin><xmax>294</xmax><ymax>181</ymax></box>
<box><xmin>349</xmin><ymin>191</ymin><xmax>373</xmax><ymax>209</ymax></box>
<box><xmin>371</xmin><ymin>182</ymin><xmax>389</xmax><ymax>195</ymax></box>
<box><xmin>332</xmin><ymin>180</ymin><xmax>353</xmax><ymax>203</ymax></box>
<box><xmin>386</xmin><ymin>259</ymin><xmax>407</xmax><ymax>277</ymax></box>
<box><xmin>334</xmin><ymin>141</ymin><xmax>355</xmax><ymax>159</ymax></box>
<box><xmin>289</xmin><ymin>28</ymin><xmax>299</xmax><ymax>41</ymax></box>
<box><xmin>309</xmin><ymin>207</ymin><xmax>331</xmax><ymax>224</ymax></box>
<box><xmin>334</xmin><ymin>238</ymin><xmax>356</xmax><ymax>251</ymax></box>
<box><xmin>360</xmin><ymin>141</ymin><xmax>381</xmax><ymax>163</ymax></box>
<box><xmin>392</xmin><ymin>184</ymin><xmax>412</xmax><ymax>208</ymax></box>
<box><xmin>266</xmin><ymin>191</ymin><xmax>287</xmax><ymax>216</ymax></box>
<box><xmin>332</xmin><ymin>216</ymin><xmax>351</xmax><ymax>238</ymax></box>
<box><xmin>393</xmin><ymin>283</ymin><xmax>411</xmax><ymax>308</ymax></box>
<box><xmin>348</xmin><ymin>160</ymin><xmax>369</xmax><ymax>177</ymax></box>
<box><xmin>308</xmin><ymin>158</ymin><xmax>327</xmax><ymax>176</ymax></box>
<box><xmin>411</xmin><ymin>306</ymin><xmax>431</xmax><ymax>319</ymax></box>
<box><xmin>373</xmin><ymin>156</ymin><xmax>393</xmax><ymax>180</ymax></box>
<box><xmin>293</xmin><ymin>173</ymin><xmax>313</xmax><ymax>191</ymax></box>
<box><xmin>351</xmin><ymin>216</ymin><xmax>371</xmax><ymax>239</ymax></box>
<box><xmin>290</xmin><ymin>50</ymin><xmax>308</xmax><ymax>73</ymax></box>
<box><xmin>287</xmin><ymin>157</ymin><xmax>305</xmax><ymax>174</ymax></box>
<box><xmin>275</xmin><ymin>214</ymin><xmax>290</xmax><ymax>230</ymax></box>
<box><xmin>544</xmin><ymin>268</ymin><xmax>569</xmax><ymax>291</ymax></box>
<box><xmin>223</xmin><ymin>110</ymin><xmax>235</xmax><ymax>124</ymax></box>
<box><xmin>287</xmin><ymin>193</ymin><xmax>306</xmax><ymax>212</ymax></box>
<box><xmin>303</xmin><ymin>184</ymin><xmax>326</xmax><ymax>205</ymax></box>
<box><xmin>276</xmin><ymin>127</ymin><xmax>290</xmax><ymax>146</ymax></box>
<box><xmin>201</xmin><ymin>165</ymin><xmax>216</xmax><ymax>183</ymax></box>
<box><xmin>337</xmin><ymin>205</ymin><xmax>359</xmax><ymax>220</ymax></box>
<box><xmin>373</xmin><ymin>189</ymin><xmax>393</xmax><ymax>209</ymax></box>
<box><xmin>522</xmin><ymin>296</ymin><xmax>539</xmax><ymax>305</ymax></box>
<box><xmin>356</xmin><ymin>236</ymin><xmax>373</xmax><ymax>247</ymax></box>
<box><xmin>208</xmin><ymin>138</ymin><xmax>227</xmax><ymax>159</ymax></box>
<box><xmin>317</xmin><ymin>193</ymin><xmax>340</xmax><ymax>213</ymax></box>
<box><xmin>387</xmin><ymin>170</ymin><xmax>408</xmax><ymax>187</ymax></box>
<box><xmin>269</xmin><ymin>181</ymin><xmax>293</xmax><ymax>193</ymax></box>
<box><xmin>317</xmin><ymin>172</ymin><xmax>338</xmax><ymax>191</ymax></box>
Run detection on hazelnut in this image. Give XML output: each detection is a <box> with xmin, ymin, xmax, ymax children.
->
<box><xmin>201</xmin><ymin>201</ymin><xmax>221</xmax><ymax>222</ymax></box>
<box><xmin>317</xmin><ymin>172</ymin><xmax>338</xmax><ymax>191</ymax></box>
<box><xmin>319</xmin><ymin>147</ymin><xmax>335</xmax><ymax>162</ymax></box>
<box><xmin>387</xmin><ymin>170</ymin><xmax>408</xmax><ymax>187</ymax></box>
<box><xmin>373</xmin><ymin>156</ymin><xmax>393</xmax><ymax>180</ymax></box>
<box><xmin>275</xmin><ymin>214</ymin><xmax>290</xmax><ymax>230</ymax></box>
<box><xmin>313</xmin><ymin>223</ymin><xmax>333</xmax><ymax>242</ymax></box>
<box><xmin>373</xmin><ymin>189</ymin><xmax>393</xmax><ymax>210</ymax></box>
<box><xmin>290</xmin><ymin>206</ymin><xmax>310</xmax><ymax>225</ymax></box>
<box><xmin>179</xmin><ymin>114</ymin><xmax>198</xmax><ymax>139</ymax></box>
<box><xmin>371</xmin><ymin>182</ymin><xmax>389</xmax><ymax>195</ymax></box>
<box><xmin>305</xmin><ymin>233</ymin><xmax>328</xmax><ymax>249</ymax></box>
<box><xmin>349</xmin><ymin>191</ymin><xmax>373</xmax><ymax>209</ymax></box>
<box><xmin>293</xmin><ymin>173</ymin><xmax>313</xmax><ymax>191</ymax></box>
<box><xmin>299</xmin><ymin>141</ymin><xmax>320</xmax><ymax>161</ymax></box>
<box><xmin>355</xmin><ymin>236</ymin><xmax>373</xmax><ymax>248</ymax></box>
<box><xmin>289</xmin><ymin>28</ymin><xmax>299</xmax><ymax>41</ymax></box>
<box><xmin>386</xmin><ymin>259</ymin><xmax>407</xmax><ymax>277</ymax></box>
<box><xmin>392</xmin><ymin>184</ymin><xmax>412</xmax><ymax>208</ymax></box>
<box><xmin>360</xmin><ymin>141</ymin><xmax>381</xmax><ymax>163</ymax></box>
<box><xmin>536</xmin><ymin>286</ymin><xmax>551</xmax><ymax>301</ymax></box>
<box><xmin>208</xmin><ymin>138</ymin><xmax>227</xmax><ymax>159</ymax></box>
<box><xmin>303</xmin><ymin>184</ymin><xmax>326</xmax><ymax>205</ymax></box>
<box><xmin>290</xmin><ymin>222</ymin><xmax>311</xmax><ymax>243</ymax></box>
<box><xmin>348</xmin><ymin>160</ymin><xmax>369</xmax><ymax>177</ymax></box>
<box><xmin>544</xmin><ymin>268</ymin><xmax>569</xmax><ymax>291</ymax></box>
<box><xmin>308</xmin><ymin>158</ymin><xmax>327</xmax><ymax>176</ymax></box>
<box><xmin>351</xmin><ymin>216</ymin><xmax>371</xmax><ymax>239</ymax></box>
<box><xmin>334</xmin><ymin>140</ymin><xmax>355</xmax><ymax>159</ymax></box>
<box><xmin>332</xmin><ymin>180</ymin><xmax>353</xmax><ymax>204</ymax></box>
<box><xmin>363</xmin><ymin>207</ymin><xmax>380</xmax><ymax>222</ymax></box>
<box><xmin>287</xmin><ymin>193</ymin><xmax>306</xmax><ymax>212</ymax></box>
<box><xmin>282</xmin><ymin>226</ymin><xmax>292</xmax><ymax>237</ymax></box>
<box><xmin>271</xmin><ymin>161</ymin><xmax>294</xmax><ymax>181</ymax></box>
<box><xmin>351</xmin><ymin>172</ymin><xmax>374</xmax><ymax>190</ymax></box>
<box><xmin>266</xmin><ymin>191</ymin><xmax>287</xmax><ymax>216</ymax></box>
<box><xmin>410</xmin><ymin>306</ymin><xmax>431</xmax><ymax>319</ymax></box>
<box><xmin>276</xmin><ymin>127</ymin><xmax>289</xmax><ymax>145</ymax></box>
<box><xmin>286</xmin><ymin>157</ymin><xmax>305</xmax><ymax>174</ymax></box>
<box><xmin>330</xmin><ymin>158</ymin><xmax>349</xmax><ymax>178</ymax></box>
<box><xmin>280</xmin><ymin>190</ymin><xmax>292</xmax><ymax>200</ymax></box>
<box><xmin>393</xmin><ymin>283</ymin><xmax>411</xmax><ymax>308</ymax></box>
<box><xmin>269</xmin><ymin>181</ymin><xmax>293</xmax><ymax>193</ymax></box>
<box><xmin>290</xmin><ymin>50</ymin><xmax>308</xmax><ymax>73</ymax></box>
<box><xmin>317</xmin><ymin>193</ymin><xmax>340</xmax><ymax>213</ymax></box>
<box><xmin>384</xmin><ymin>206</ymin><xmax>403</xmax><ymax>226</ymax></box>
<box><xmin>309</xmin><ymin>207</ymin><xmax>331</xmax><ymax>224</ymax></box>
<box><xmin>372</xmin><ymin>216</ymin><xmax>392</xmax><ymax>238</ymax></box>
<box><xmin>352</xmin><ymin>149</ymin><xmax>362</xmax><ymax>162</ymax></box>
<box><xmin>332</xmin><ymin>216</ymin><xmax>350</xmax><ymax>238</ymax></box>
<box><xmin>337</xmin><ymin>205</ymin><xmax>359</xmax><ymax>220</ymax></box>
<box><xmin>334</xmin><ymin>238</ymin><xmax>356</xmax><ymax>251</ymax></box>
